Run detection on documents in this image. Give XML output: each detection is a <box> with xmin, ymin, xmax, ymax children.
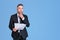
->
<box><xmin>14</xmin><ymin>23</ymin><xmax>26</xmax><ymax>30</ymax></box>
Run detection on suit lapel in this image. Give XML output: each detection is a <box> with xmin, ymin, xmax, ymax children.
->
<box><xmin>14</xmin><ymin>14</ymin><xmax>18</xmax><ymax>23</ymax></box>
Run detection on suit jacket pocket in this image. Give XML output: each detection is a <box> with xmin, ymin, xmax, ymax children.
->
<box><xmin>12</xmin><ymin>31</ymin><xmax>19</xmax><ymax>38</ymax></box>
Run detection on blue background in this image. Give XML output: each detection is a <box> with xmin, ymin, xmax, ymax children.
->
<box><xmin>0</xmin><ymin>0</ymin><xmax>60</xmax><ymax>40</ymax></box>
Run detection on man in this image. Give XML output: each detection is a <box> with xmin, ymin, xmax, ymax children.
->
<box><xmin>9</xmin><ymin>3</ymin><xmax>30</xmax><ymax>40</ymax></box>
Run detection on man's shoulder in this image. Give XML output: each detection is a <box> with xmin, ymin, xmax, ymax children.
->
<box><xmin>23</xmin><ymin>14</ymin><xmax>28</xmax><ymax>18</ymax></box>
<box><xmin>11</xmin><ymin>13</ymin><xmax>17</xmax><ymax>17</ymax></box>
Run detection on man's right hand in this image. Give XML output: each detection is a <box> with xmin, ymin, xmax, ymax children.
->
<box><xmin>13</xmin><ymin>28</ymin><xmax>17</xmax><ymax>32</ymax></box>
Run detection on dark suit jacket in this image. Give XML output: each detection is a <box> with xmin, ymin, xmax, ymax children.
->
<box><xmin>9</xmin><ymin>13</ymin><xmax>30</xmax><ymax>39</ymax></box>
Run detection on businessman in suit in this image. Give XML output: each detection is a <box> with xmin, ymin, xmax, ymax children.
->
<box><xmin>9</xmin><ymin>4</ymin><xmax>30</xmax><ymax>40</ymax></box>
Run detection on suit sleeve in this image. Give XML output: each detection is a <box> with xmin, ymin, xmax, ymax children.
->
<box><xmin>23</xmin><ymin>15</ymin><xmax>30</xmax><ymax>27</ymax></box>
<box><xmin>9</xmin><ymin>16</ymin><xmax>14</xmax><ymax>31</ymax></box>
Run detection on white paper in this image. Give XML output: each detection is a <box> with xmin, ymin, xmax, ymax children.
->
<box><xmin>14</xmin><ymin>23</ymin><xmax>26</xmax><ymax>30</ymax></box>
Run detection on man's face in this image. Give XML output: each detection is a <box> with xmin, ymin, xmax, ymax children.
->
<box><xmin>17</xmin><ymin>6</ymin><xmax>23</xmax><ymax>14</ymax></box>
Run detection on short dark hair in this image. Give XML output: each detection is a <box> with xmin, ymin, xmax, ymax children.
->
<box><xmin>17</xmin><ymin>3</ymin><xmax>23</xmax><ymax>7</ymax></box>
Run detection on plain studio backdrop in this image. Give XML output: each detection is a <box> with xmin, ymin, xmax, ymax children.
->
<box><xmin>0</xmin><ymin>0</ymin><xmax>60</xmax><ymax>40</ymax></box>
